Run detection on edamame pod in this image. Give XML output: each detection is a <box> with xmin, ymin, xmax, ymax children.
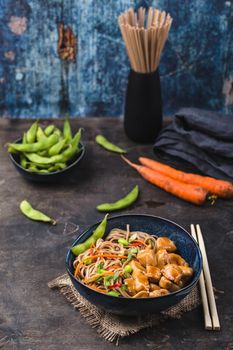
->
<box><xmin>20</xmin><ymin>200</ymin><xmax>56</xmax><ymax>224</ymax></box>
<box><xmin>71</xmin><ymin>214</ymin><xmax>109</xmax><ymax>256</ymax></box>
<box><xmin>22</xmin><ymin>133</ymin><xmax>27</xmax><ymax>144</ymax></box>
<box><xmin>96</xmin><ymin>135</ymin><xmax>126</xmax><ymax>154</ymax></box>
<box><xmin>48</xmin><ymin>139</ymin><xmax>66</xmax><ymax>156</ymax></box>
<box><xmin>36</xmin><ymin>126</ymin><xmax>46</xmax><ymax>141</ymax></box>
<box><xmin>8</xmin><ymin>134</ymin><xmax>59</xmax><ymax>153</ymax></box>
<box><xmin>48</xmin><ymin>163</ymin><xmax>66</xmax><ymax>172</ymax></box>
<box><xmin>71</xmin><ymin>128</ymin><xmax>82</xmax><ymax>148</ymax></box>
<box><xmin>24</xmin><ymin>143</ymin><xmax>77</xmax><ymax>165</ymax></box>
<box><xmin>44</xmin><ymin>124</ymin><xmax>55</xmax><ymax>136</ymax></box>
<box><xmin>96</xmin><ymin>185</ymin><xmax>139</xmax><ymax>212</ymax></box>
<box><xmin>28</xmin><ymin>165</ymin><xmax>49</xmax><ymax>173</ymax></box>
<box><xmin>20</xmin><ymin>155</ymin><xmax>28</xmax><ymax>168</ymax></box>
<box><xmin>63</xmin><ymin>118</ymin><xmax>72</xmax><ymax>142</ymax></box>
<box><xmin>26</xmin><ymin>120</ymin><xmax>38</xmax><ymax>143</ymax></box>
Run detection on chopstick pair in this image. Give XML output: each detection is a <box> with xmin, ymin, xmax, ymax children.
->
<box><xmin>190</xmin><ymin>224</ymin><xmax>220</xmax><ymax>331</ymax></box>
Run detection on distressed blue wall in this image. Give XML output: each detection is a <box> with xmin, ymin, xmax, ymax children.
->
<box><xmin>0</xmin><ymin>0</ymin><xmax>232</xmax><ymax>118</ymax></box>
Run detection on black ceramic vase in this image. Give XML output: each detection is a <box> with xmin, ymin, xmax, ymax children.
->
<box><xmin>124</xmin><ymin>69</ymin><xmax>162</xmax><ymax>143</ymax></box>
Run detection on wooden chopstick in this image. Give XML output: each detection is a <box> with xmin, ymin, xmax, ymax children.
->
<box><xmin>190</xmin><ymin>224</ymin><xmax>212</xmax><ymax>330</ymax></box>
<box><xmin>196</xmin><ymin>224</ymin><xmax>221</xmax><ymax>330</ymax></box>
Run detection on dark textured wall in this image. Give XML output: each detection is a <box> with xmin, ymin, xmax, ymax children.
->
<box><xmin>0</xmin><ymin>0</ymin><xmax>232</xmax><ymax>118</ymax></box>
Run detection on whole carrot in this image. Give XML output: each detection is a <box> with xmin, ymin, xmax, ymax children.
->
<box><xmin>122</xmin><ymin>156</ymin><xmax>208</xmax><ymax>205</ymax></box>
<box><xmin>139</xmin><ymin>157</ymin><xmax>233</xmax><ymax>199</ymax></box>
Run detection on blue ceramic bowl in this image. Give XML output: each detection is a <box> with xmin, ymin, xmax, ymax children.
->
<box><xmin>66</xmin><ymin>214</ymin><xmax>202</xmax><ymax>316</ymax></box>
<box><xmin>9</xmin><ymin>138</ymin><xmax>85</xmax><ymax>183</ymax></box>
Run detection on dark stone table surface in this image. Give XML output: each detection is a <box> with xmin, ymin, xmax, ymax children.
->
<box><xmin>0</xmin><ymin>118</ymin><xmax>232</xmax><ymax>350</ymax></box>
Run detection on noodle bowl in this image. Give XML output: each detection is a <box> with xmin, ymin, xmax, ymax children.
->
<box><xmin>73</xmin><ymin>225</ymin><xmax>193</xmax><ymax>299</ymax></box>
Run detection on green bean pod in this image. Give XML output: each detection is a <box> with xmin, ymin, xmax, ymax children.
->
<box><xmin>44</xmin><ymin>124</ymin><xmax>55</xmax><ymax>136</ymax></box>
<box><xmin>71</xmin><ymin>128</ymin><xmax>82</xmax><ymax>148</ymax></box>
<box><xmin>63</xmin><ymin>118</ymin><xmax>72</xmax><ymax>142</ymax></box>
<box><xmin>28</xmin><ymin>165</ymin><xmax>49</xmax><ymax>173</ymax></box>
<box><xmin>71</xmin><ymin>214</ymin><xmax>109</xmax><ymax>256</ymax></box>
<box><xmin>47</xmin><ymin>163</ymin><xmax>66</xmax><ymax>172</ymax></box>
<box><xmin>96</xmin><ymin>185</ymin><xmax>139</xmax><ymax>212</ymax></box>
<box><xmin>95</xmin><ymin>135</ymin><xmax>126</xmax><ymax>154</ymax></box>
<box><xmin>48</xmin><ymin>138</ymin><xmax>66</xmax><ymax>157</ymax></box>
<box><xmin>20</xmin><ymin>155</ymin><xmax>28</xmax><ymax>168</ymax></box>
<box><xmin>20</xmin><ymin>200</ymin><xmax>56</xmax><ymax>224</ymax></box>
<box><xmin>26</xmin><ymin>121</ymin><xmax>38</xmax><ymax>143</ymax></box>
<box><xmin>24</xmin><ymin>141</ymin><xmax>78</xmax><ymax>164</ymax></box>
<box><xmin>22</xmin><ymin>133</ymin><xmax>27</xmax><ymax>144</ymax></box>
<box><xmin>8</xmin><ymin>133</ymin><xmax>59</xmax><ymax>153</ymax></box>
<box><xmin>36</xmin><ymin>126</ymin><xmax>46</xmax><ymax>141</ymax></box>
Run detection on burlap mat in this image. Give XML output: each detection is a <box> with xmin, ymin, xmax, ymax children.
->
<box><xmin>48</xmin><ymin>273</ymin><xmax>201</xmax><ymax>344</ymax></box>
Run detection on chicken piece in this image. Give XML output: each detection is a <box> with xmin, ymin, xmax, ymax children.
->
<box><xmin>146</xmin><ymin>265</ymin><xmax>161</xmax><ymax>283</ymax></box>
<box><xmin>149</xmin><ymin>283</ymin><xmax>161</xmax><ymax>292</ymax></box>
<box><xmin>149</xmin><ymin>289</ymin><xmax>169</xmax><ymax>297</ymax></box>
<box><xmin>161</xmin><ymin>264</ymin><xmax>183</xmax><ymax>284</ymax></box>
<box><xmin>136</xmin><ymin>247</ymin><xmax>157</xmax><ymax>267</ymax></box>
<box><xmin>168</xmin><ymin>253</ymin><xmax>188</xmax><ymax>266</ymax></box>
<box><xmin>132</xmin><ymin>270</ymin><xmax>149</xmax><ymax>292</ymax></box>
<box><xmin>130</xmin><ymin>260</ymin><xmax>149</xmax><ymax>293</ymax></box>
<box><xmin>130</xmin><ymin>260</ymin><xmax>146</xmax><ymax>272</ymax></box>
<box><xmin>159</xmin><ymin>276</ymin><xmax>181</xmax><ymax>292</ymax></box>
<box><xmin>133</xmin><ymin>291</ymin><xmax>149</xmax><ymax>298</ymax></box>
<box><xmin>124</xmin><ymin>278</ymin><xmax>136</xmax><ymax>295</ymax></box>
<box><xmin>179</xmin><ymin>265</ymin><xmax>193</xmax><ymax>277</ymax></box>
<box><xmin>156</xmin><ymin>249</ymin><xmax>169</xmax><ymax>269</ymax></box>
<box><xmin>157</xmin><ymin>237</ymin><xmax>177</xmax><ymax>252</ymax></box>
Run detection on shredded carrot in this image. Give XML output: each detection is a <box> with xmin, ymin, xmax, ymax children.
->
<box><xmin>88</xmin><ymin>284</ymin><xmax>108</xmax><ymax>293</ymax></box>
<box><xmin>83</xmin><ymin>254</ymin><xmax>127</xmax><ymax>261</ymax></box>
<box><xmin>74</xmin><ymin>254</ymin><xmax>127</xmax><ymax>278</ymax></box>
<box><xmin>83</xmin><ymin>271</ymin><xmax>115</xmax><ymax>284</ymax></box>
<box><xmin>130</xmin><ymin>240</ymin><xmax>146</xmax><ymax>246</ymax></box>
<box><xmin>106</xmin><ymin>265</ymin><xmax>121</xmax><ymax>270</ymax></box>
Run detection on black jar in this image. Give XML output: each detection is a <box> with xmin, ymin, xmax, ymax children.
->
<box><xmin>124</xmin><ymin>69</ymin><xmax>162</xmax><ymax>143</ymax></box>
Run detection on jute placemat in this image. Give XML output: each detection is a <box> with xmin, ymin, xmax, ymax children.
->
<box><xmin>48</xmin><ymin>273</ymin><xmax>201</xmax><ymax>344</ymax></box>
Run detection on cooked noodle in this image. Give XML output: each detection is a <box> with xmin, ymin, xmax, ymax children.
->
<box><xmin>73</xmin><ymin>226</ymin><xmax>193</xmax><ymax>298</ymax></box>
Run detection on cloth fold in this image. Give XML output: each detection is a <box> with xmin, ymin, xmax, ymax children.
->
<box><xmin>154</xmin><ymin>108</ymin><xmax>233</xmax><ymax>181</ymax></box>
<box><xmin>48</xmin><ymin>273</ymin><xmax>200</xmax><ymax>344</ymax></box>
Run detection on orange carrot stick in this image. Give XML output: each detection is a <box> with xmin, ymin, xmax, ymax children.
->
<box><xmin>139</xmin><ymin>157</ymin><xmax>233</xmax><ymax>198</ymax></box>
<box><xmin>74</xmin><ymin>254</ymin><xmax>128</xmax><ymax>277</ymax></box>
<box><xmin>88</xmin><ymin>284</ymin><xmax>108</xmax><ymax>293</ymax></box>
<box><xmin>83</xmin><ymin>271</ymin><xmax>115</xmax><ymax>284</ymax></box>
<box><xmin>122</xmin><ymin>156</ymin><xmax>208</xmax><ymax>205</ymax></box>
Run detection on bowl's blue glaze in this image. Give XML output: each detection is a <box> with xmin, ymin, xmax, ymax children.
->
<box><xmin>9</xmin><ymin>138</ymin><xmax>85</xmax><ymax>183</ymax></box>
<box><xmin>66</xmin><ymin>214</ymin><xmax>202</xmax><ymax>315</ymax></box>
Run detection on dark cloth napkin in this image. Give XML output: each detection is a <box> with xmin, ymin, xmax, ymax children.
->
<box><xmin>154</xmin><ymin>108</ymin><xmax>233</xmax><ymax>181</ymax></box>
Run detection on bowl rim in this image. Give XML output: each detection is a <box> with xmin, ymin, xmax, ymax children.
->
<box><xmin>9</xmin><ymin>137</ymin><xmax>85</xmax><ymax>176</ymax></box>
<box><xmin>66</xmin><ymin>213</ymin><xmax>202</xmax><ymax>301</ymax></box>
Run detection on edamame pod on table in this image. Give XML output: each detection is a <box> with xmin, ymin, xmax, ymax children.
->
<box><xmin>26</xmin><ymin>120</ymin><xmax>38</xmax><ymax>143</ymax></box>
<box><xmin>20</xmin><ymin>200</ymin><xmax>56</xmax><ymax>224</ymax></box>
<box><xmin>96</xmin><ymin>185</ymin><xmax>139</xmax><ymax>212</ymax></box>
<box><xmin>71</xmin><ymin>214</ymin><xmax>109</xmax><ymax>256</ymax></box>
<box><xmin>95</xmin><ymin>135</ymin><xmax>126</xmax><ymax>154</ymax></box>
<box><xmin>8</xmin><ymin>133</ymin><xmax>59</xmax><ymax>153</ymax></box>
<box><xmin>44</xmin><ymin>124</ymin><xmax>55</xmax><ymax>136</ymax></box>
<box><xmin>63</xmin><ymin>118</ymin><xmax>72</xmax><ymax>142</ymax></box>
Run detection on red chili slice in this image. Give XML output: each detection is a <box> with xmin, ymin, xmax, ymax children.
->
<box><xmin>109</xmin><ymin>283</ymin><xmax>122</xmax><ymax>289</ymax></box>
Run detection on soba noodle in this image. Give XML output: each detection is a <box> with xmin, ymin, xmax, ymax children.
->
<box><xmin>73</xmin><ymin>226</ymin><xmax>193</xmax><ymax>298</ymax></box>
